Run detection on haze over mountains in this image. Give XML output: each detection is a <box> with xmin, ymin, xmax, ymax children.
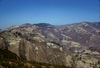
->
<box><xmin>0</xmin><ymin>22</ymin><xmax>100</xmax><ymax>68</ymax></box>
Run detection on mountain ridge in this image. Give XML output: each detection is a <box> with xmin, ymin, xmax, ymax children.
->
<box><xmin>0</xmin><ymin>21</ymin><xmax>100</xmax><ymax>68</ymax></box>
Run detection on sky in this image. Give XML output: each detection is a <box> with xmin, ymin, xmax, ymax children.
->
<box><xmin>0</xmin><ymin>0</ymin><xmax>99</xmax><ymax>29</ymax></box>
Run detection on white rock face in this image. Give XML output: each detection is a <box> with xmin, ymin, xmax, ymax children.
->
<box><xmin>35</xmin><ymin>46</ymin><xmax>38</xmax><ymax>51</ymax></box>
<box><xmin>60</xmin><ymin>47</ymin><xmax>63</xmax><ymax>52</ymax></box>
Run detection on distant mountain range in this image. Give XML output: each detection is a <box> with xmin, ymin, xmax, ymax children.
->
<box><xmin>0</xmin><ymin>22</ymin><xmax>100</xmax><ymax>68</ymax></box>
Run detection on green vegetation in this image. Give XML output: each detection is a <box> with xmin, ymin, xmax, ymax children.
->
<box><xmin>0</xmin><ymin>49</ymin><xmax>72</xmax><ymax>68</ymax></box>
<box><xmin>0</xmin><ymin>60</ymin><xmax>74</xmax><ymax>68</ymax></box>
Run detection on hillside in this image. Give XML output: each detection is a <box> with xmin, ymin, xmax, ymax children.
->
<box><xmin>0</xmin><ymin>22</ymin><xmax>100</xmax><ymax>68</ymax></box>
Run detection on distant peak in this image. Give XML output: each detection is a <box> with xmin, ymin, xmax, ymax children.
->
<box><xmin>80</xmin><ymin>21</ymin><xmax>97</xmax><ymax>24</ymax></box>
<box><xmin>22</xmin><ymin>23</ymin><xmax>32</xmax><ymax>26</ymax></box>
<box><xmin>33</xmin><ymin>23</ymin><xmax>53</xmax><ymax>27</ymax></box>
<box><xmin>20</xmin><ymin>23</ymin><xmax>33</xmax><ymax>27</ymax></box>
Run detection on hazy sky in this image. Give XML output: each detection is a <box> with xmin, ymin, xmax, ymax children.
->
<box><xmin>0</xmin><ymin>0</ymin><xmax>99</xmax><ymax>29</ymax></box>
